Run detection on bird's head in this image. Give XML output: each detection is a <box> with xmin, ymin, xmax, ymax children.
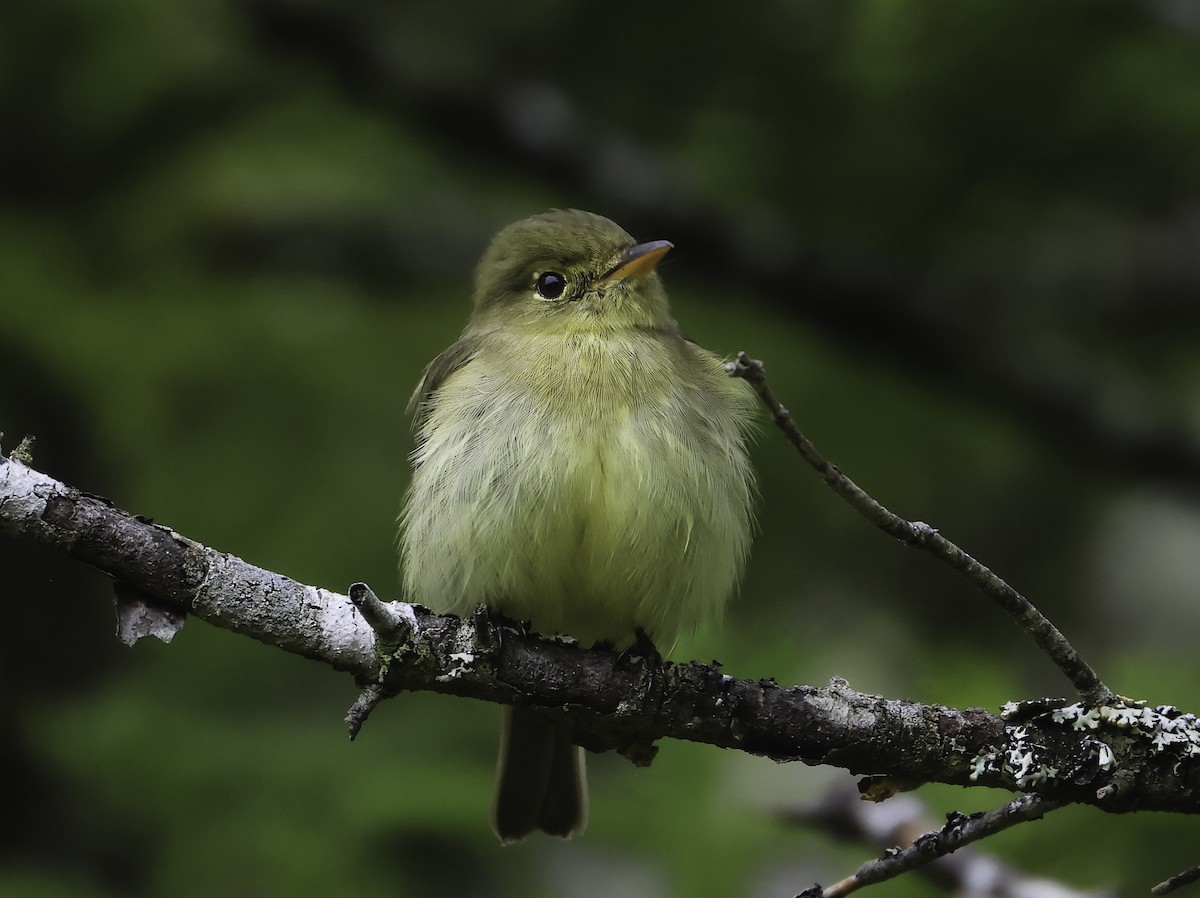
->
<box><xmin>469</xmin><ymin>209</ymin><xmax>675</xmax><ymax>335</ymax></box>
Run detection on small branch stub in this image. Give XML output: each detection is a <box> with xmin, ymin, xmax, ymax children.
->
<box><xmin>346</xmin><ymin>683</ymin><xmax>387</xmax><ymax>741</ymax></box>
<box><xmin>344</xmin><ymin>582</ymin><xmax>418</xmax><ymax>738</ymax></box>
<box><xmin>348</xmin><ymin>581</ymin><xmax>411</xmax><ymax>644</ymax></box>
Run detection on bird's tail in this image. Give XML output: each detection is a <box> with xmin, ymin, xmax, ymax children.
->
<box><xmin>491</xmin><ymin>705</ymin><xmax>588</xmax><ymax>843</ymax></box>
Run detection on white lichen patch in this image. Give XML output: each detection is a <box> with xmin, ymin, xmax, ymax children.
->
<box><xmin>970</xmin><ymin>721</ymin><xmax>1094</xmax><ymax>788</ymax></box>
<box><xmin>436</xmin><ymin>651</ymin><xmax>478</xmax><ymax>682</ymax></box>
<box><xmin>1089</xmin><ymin>739</ymin><xmax>1116</xmax><ymax>770</ymax></box>
<box><xmin>969</xmin><ymin>722</ymin><xmax>1059</xmax><ymax>787</ymax></box>
<box><xmin>1049</xmin><ymin>701</ymin><xmax>1200</xmax><ymax>759</ymax></box>
<box><xmin>969</xmin><ymin>750</ymin><xmax>998</xmax><ymax>781</ymax></box>
<box><xmin>1050</xmin><ymin>703</ymin><xmax>1102</xmax><ymax>730</ymax></box>
<box><xmin>973</xmin><ymin>697</ymin><xmax>1200</xmax><ymax>789</ymax></box>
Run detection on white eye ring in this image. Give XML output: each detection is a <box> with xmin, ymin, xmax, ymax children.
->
<box><xmin>534</xmin><ymin>271</ymin><xmax>567</xmax><ymax>300</ymax></box>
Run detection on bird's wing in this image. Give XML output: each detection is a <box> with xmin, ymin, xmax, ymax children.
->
<box><xmin>408</xmin><ymin>333</ymin><xmax>484</xmax><ymax>435</ymax></box>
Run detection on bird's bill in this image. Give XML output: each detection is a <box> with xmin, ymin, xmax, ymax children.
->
<box><xmin>595</xmin><ymin>240</ymin><xmax>673</xmax><ymax>285</ymax></box>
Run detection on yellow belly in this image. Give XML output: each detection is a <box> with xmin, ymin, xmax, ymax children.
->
<box><xmin>400</xmin><ymin>331</ymin><xmax>755</xmax><ymax>647</ymax></box>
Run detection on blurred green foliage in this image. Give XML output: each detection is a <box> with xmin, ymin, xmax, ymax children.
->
<box><xmin>5</xmin><ymin>1</ymin><xmax>1200</xmax><ymax>895</ymax></box>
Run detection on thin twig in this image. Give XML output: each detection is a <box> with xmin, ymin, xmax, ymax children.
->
<box><xmin>797</xmin><ymin>793</ymin><xmax>1061</xmax><ymax>898</ymax></box>
<box><xmin>728</xmin><ymin>352</ymin><xmax>1114</xmax><ymax>707</ymax></box>
<box><xmin>786</xmin><ymin>788</ymin><xmax>1097</xmax><ymax>898</ymax></box>
<box><xmin>1154</xmin><ymin>864</ymin><xmax>1200</xmax><ymax>896</ymax></box>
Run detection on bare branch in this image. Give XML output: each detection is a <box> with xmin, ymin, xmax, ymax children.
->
<box><xmin>727</xmin><ymin>352</ymin><xmax>1114</xmax><ymax>707</ymax></box>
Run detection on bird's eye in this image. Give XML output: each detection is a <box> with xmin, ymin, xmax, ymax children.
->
<box><xmin>534</xmin><ymin>271</ymin><xmax>567</xmax><ymax>300</ymax></box>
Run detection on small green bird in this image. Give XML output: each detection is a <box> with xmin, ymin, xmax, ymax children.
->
<box><xmin>399</xmin><ymin>209</ymin><xmax>756</xmax><ymax>843</ymax></box>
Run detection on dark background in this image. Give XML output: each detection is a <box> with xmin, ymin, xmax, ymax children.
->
<box><xmin>4</xmin><ymin>1</ymin><xmax>1200</xmax><ymax>895</ymax></box>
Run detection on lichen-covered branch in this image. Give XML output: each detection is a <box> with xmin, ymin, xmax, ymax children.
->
<box><xmin>2</xmin><ymin>451</ymin><xmax>1200</xmax><ymax>816</ymax></box>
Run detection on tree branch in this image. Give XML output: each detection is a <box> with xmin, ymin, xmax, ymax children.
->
<box><xmin>3</xmin><ymin>449</ymin><xmax>1200</xmax><ymax>821</ymax></box>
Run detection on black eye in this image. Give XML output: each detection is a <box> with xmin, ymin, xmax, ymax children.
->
<box><xmin>535</xmin><ymin>271</ymin><xmax>567</xmax><ymax>299</ymax></box>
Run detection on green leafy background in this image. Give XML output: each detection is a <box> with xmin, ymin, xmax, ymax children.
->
<box><xmin>4</xmin><ymin>1</ymin><xmax>1200</xmax><ymax>895</ymax></box>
